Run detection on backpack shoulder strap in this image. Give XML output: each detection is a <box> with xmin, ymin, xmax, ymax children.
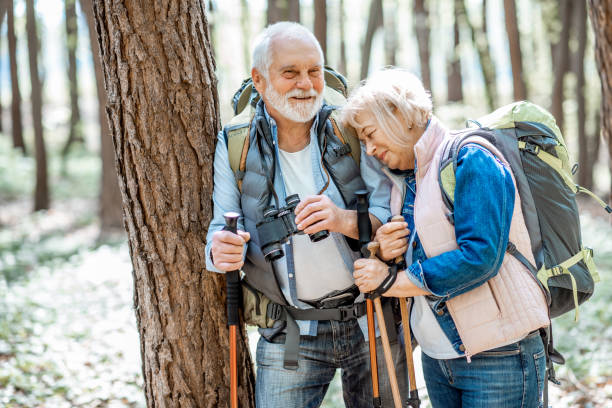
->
<box><xmin>329</xmin><ymin>109</ymin><xmax>361</xmax><ymax>168</ymax></box>
<box><xmin>225</xmin><ymin>107</ymin><xmax>254</xmax><ymax>192</ymax></box>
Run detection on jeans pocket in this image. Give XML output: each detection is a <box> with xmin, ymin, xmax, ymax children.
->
<box><xmin>533</xmin><ymin>349</ymin><xmax>546</xmax><ymax>408</ymax></box>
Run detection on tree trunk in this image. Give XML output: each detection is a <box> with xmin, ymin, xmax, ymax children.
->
<box><xmin>551</xmin><ymin>0</ymin><xmax>573</xmax><ymax>134</ymax></box>
<box><xmin>288</xmin><ymin>0</ymin><xmax>300</xmax><ymax>22</ymax></box>
<box><xmin>383</xmin><ymin>0</ymin><xmax>397</xmax><ymax>66</ymax></box>
<box><xmin>503</xmin><ymin>0</ymin><xmax>527</xmax><ymax>101</ymax></box>
<box><xmin>92</xmin><ymin>1</ymin><xmax>256</xmax><ymax>406</ymax></box>
<box><xmin>268</xmin><ymin>0</ymin><xmax>299</xmax><ymax>25</ymax></box>
<box><xmin>575</xmin><ymin>0</ymin><xmax>592</xmax><ymax>189</ymax></box>
<box><xmin>457</xmin><ymin>0</ymin><xmax>497</xmax><ymax>110</ymax></box>
<box><xmin>361</xmin><ymin>0</ymin><xmax>383</xmax><ymax>80</ymax></box>
<box><xmin>338</xmin><ymin>0</ymin><xmax>347</xmax><ymax>75</ymax></box>
<box><xmin>414</xmin><ymin>0</ymin><xmax>431</xmax><ymax>90</ymax></box>
<box><xmin>7</xmin><ymin>0</ymin><xmax>25</xmax><ymax>153</ymax></box>
<box><xmin>588</xmin><ymin>0</ymin><xmax>612</xmax><ymax>206</ymax></box>
<box><xmin>79</xmin><ymin>0</ymin><xmax>123</xmax><ymax>233</ymax></box>
<box><xmin>26</xmin><ymin>0</ymin><xmax>49</xmax><ymax>211</ymax></box>
<box><xmin>240</xmin><ymin>0</ymin><xmax>251</xmax><ymax>75</ymax></box>
<box><xmin>447</xmin><ymin>0</ymin><xmax>463</xmax><ymax>102</ymax></box>
<box><xmin>0</xmin><ymin>3</ymin><xmax>5</xmax><ymax>133</ymax></box>
<box><xmin>314</xmin><ymin>0</ymin><xmax>327</xmax><ymax>61</ymax></box>
<box><xmin>62</xmin><ymin>0</ymin><xmax>83</xmax><ymax>158</ymax></box>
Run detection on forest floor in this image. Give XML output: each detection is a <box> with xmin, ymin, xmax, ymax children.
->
<box><xmin>1</xmin><ymin>192</ymin><xmax>611</xmax><ymax>407</ymax></box>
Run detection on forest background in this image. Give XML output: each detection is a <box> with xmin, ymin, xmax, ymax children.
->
<box><xmin>0</xmin><ymin>0</ymin><xmax>611</xmax><ymax>407</ymax></box>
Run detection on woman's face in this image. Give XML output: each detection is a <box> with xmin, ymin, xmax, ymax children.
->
<box><xmin>355</xmin><ymin>110</ymin><xmax>422</xmax><ymax>170</ymax></box>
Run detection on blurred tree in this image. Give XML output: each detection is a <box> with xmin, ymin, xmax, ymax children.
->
<box><xmin>79</xmin><ymin>0</ymin><xmax>122</xmax><ymax>233</ymax></box>
<box><xmin>457</xmin><ymin>0</ymin><xmax>497</xmax><ymax>110</ymax></box>
<box><xmin>61</xmin><ymin>0</ymin><xmax>83</xmax><ymax>158</ymax></box>
<box><xmin>588</xmin><ymin>0</ymin><xmax>612</xmax><ymax>204</ymax></box>
<box><xmin>92</xmin><ymin>0</ymin><xmax>256</xmax><ymax>406</ymax></box>
<box><xmin>6</xmin><ymin>0</ymin><xmax>25</xmax><ymax>153</ymax></box>
<box><xmin>361</xmin><ymin>0</ymin><xmax>383</xmax><ymax>79</ymax></box>
<box><xmin>503</xmin><ymin>0</ymin><xmax>527</xmax><ymax>100</ymax></box>
<box><xmin>338</xmin><ymin>0</ymin><xmax>347</xmax><ymax>75</ymax></box>
<box><xmin>414</xmin><ymin>0</ymin><xmax>431</xmax><ymax>90</ymax></box>
<box><xmin>26</xmin><ymin>0</ymin><xmax>48</xmax><ymax>211</ymax></box>
<box><xmin>240</xmin><ymin>0</ymin><xmax>250</xmax><ymax>75</ymax></box>
<box><xmin>574</xmin><ymin>0</ymin><xmax>595</xmax><ymax>189</ymax></box>
<box><xmin>267</xmin><ymin>0</ymin><xmax>300</xmax><ymax>25</ymax></box>
<box><xmin>447</xmin><ymin>0</ymin><xmax>463</xmax><ymax>102</ymax></box>
<box><xmin>314</xmin><ymin>0</ymin><xmax>327</xmax><ymax>61</ymax></box>
<box><xmin>383</xmin><ymin>0</ymin><xmax>397</xmax><ymax>66</ymax></box>
<box><xmin>0</xmin><ymin>3</ymin><xmax>5</xmax><ymax>132</ymax></box>
<box><xmin>551</xmin><ymin>0</ymin><xmax>572</xmax><ymax>133</ymax></box>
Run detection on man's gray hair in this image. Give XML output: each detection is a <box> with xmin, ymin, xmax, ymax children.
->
<box><xmin>252</xmin><ymin>22</ymin><xmax>324</xmax><ymax>79</ymax></box>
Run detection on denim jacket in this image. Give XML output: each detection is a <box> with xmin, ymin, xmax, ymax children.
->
<box><xmin>397</xmin><ymin>144</ymin><xmax>515</xmax><ymax>355</ymax></box>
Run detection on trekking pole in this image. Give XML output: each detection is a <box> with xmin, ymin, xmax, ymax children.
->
<box><xmin>355</xmin><ymin>191</ymin><xmax>381</xmax><ymax>408</ymax></box>
<box><xmin>390</xmin><ymin>215</ymin><xmax>421</xmax><ymax>408</ymax></box>
<box><xmin>223</xmin><ymin>212</ymin><xmax>241</xmax><ymax>408</ymax></box>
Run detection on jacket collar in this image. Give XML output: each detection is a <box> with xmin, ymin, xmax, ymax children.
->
<box><xmin>413</xmin><ymin>115</ymin><xmax>449</xmax><ymax>184</ymax></box>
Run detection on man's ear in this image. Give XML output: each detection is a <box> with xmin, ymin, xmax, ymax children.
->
<box><xmin>252</xmin><ymin>68</ymin><xmax>266</xmax><ymax>95</ymax></box>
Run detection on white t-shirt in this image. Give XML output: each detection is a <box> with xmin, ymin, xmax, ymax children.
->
<box><xmin>278</xmin><ymin>144</ymin><xmax>355</xmax><ymax>301</ymax></box>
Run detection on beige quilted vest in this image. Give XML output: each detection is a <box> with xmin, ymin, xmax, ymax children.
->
<box><xmin>410</xmin><ymin>117</ymin><xmax>550</xmax><ymax>358</ymax></box>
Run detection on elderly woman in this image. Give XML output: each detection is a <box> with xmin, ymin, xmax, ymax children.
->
<box><xmin>341</xmin><ymin>69</ymin><xmax>550</xmax><ymax>408</ymax></box>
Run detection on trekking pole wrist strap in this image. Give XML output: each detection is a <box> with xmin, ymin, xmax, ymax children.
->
<box><xmin>368</xmin><ymin>264</ymin><xmax>399</xmax><ymax>299</ymax></box>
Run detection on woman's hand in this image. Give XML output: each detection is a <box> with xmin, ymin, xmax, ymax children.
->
<box><xmin>375</xmin><ymin>220</ymin><xmax>410</xmax><ymax>261</ymax></box>
<box><xmin>353</xmin><ymin>257</ymin><xmax>389</xmax><ymax>293</ymax></box>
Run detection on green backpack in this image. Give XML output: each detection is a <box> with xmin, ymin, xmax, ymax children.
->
<box><xmin>438</xmin><ymin>101</ymin><xmax>609</xmax><ymax>321</ymax></box>
<box><xmin>224</xmin><ymin>66</ymin><xmax>361</xmax><ymax>192</ymax></box>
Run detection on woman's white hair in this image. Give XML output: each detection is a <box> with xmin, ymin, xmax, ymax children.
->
<box><xmin>251</xmin><ymin>22</ymin><xmax>324</xmax><ymax>79</ymax></box>
<box><xmin>341</xmin><ymin>68</ymin><xmax>433</xmax><ymax>148</ymax></box>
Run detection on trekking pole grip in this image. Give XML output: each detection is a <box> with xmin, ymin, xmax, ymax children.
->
<box><xmin>223</xmin><ymin>212</ymin><xmax>241</xmax><ymax>327</ymax></box>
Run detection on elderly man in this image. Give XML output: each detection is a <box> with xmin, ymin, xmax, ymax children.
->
<box><xmin>206</xmin><ymin>22</ymin><xmax>407</xmax><ymax>407</ymax></box>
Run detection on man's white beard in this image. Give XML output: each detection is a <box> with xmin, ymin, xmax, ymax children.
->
<box><xmin>264</xmin><ymin>85</ymin><xmax>324</xmax><ymax>123</ymax></box>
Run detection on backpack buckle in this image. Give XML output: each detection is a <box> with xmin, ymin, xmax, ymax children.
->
<box><xmin>523</xmin><ymin>143</ymin><xmax>540</xmax><ymax>155</ymax></box>
<box><xmin>266</xmin><ymin>303</ymin><xmax>284</xmax><ymax>321</ymax></box>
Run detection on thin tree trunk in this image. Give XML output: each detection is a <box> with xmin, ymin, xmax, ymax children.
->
<box><xmin>383</xmin><ymin>0</ymin><xmax>397</xmax><ymax>66</ymax></box>
<box><xmin>447</xmin><ymin>0</ymin><xmax>463</xmax><ymax>102</ymax></box>
<box><xmin>26</xmin><ymin>0</ymin><xmax>49</xmax><ymax>211</ymax></box>
<box><xmin>575</xmin><ymin>0</ymin><xmax>592</xmax><ymax>189</ymax></box>
<box><xmin>551</xmin><ymin>0</ymin><xmax>573</xmax><ymax>133</ymax></box>
<box><xmin>314</xmin><ymin>0</ymin><xmax>327</xmax><ymax>61</ymax></box>
<box><xmin>588</xmin><ymin>0</ymin><xmax>612</xmax><ymax>207</ymax></box>
<box><xmin>7</xmin><ymin>0</ymin><xmax>25</xmax><ymax>152</ymax></box>
<box><xmin>240</xmin><ymin>0</ymin><xmax>251</xmax><ymax>75</ymax></box>
<box><xmin>79</xmin><ymin>0</ymin><xmax>123</xmax><ymax>233</ymax></box>
<box><xmin>92</xmin><ymin>1</ymin><xmax>256</xmax><ymax>406</ymax></box>
<box><xmin>361</xmin><ymin>0</ymin><xmax>383</xmax><ymax>80</ymax></box>
<box><xmin>457</xmin><ymin>0</ymin><xmax>497</xmax><ymax>110</ymax></box>
<box><xmin>338</xmin><ymin>0</ymin><xmax>347</xmax><ymax>75</ymax></box>
<box><xmin>0</xmin><ymin>4</ymin><xmax>5</xmax><ymax>133</ymax></box>
<box><xmin>414</xmin><ymin>0</ymin><xmax>431</xmax><ymax>90</ymax></box>
<box><xmin>503</xmin><ymin>0</ymin><xmax>527</xmax><ymax>101</ymax></box>
<box><xmin>288</xmin><ymin>0</ymin><xmax>300</xmax><ymax>22</ymax></box>
<box><xmin>62</xmin><ymin>0</ymin><xmax>83</xmax><ymax>158</ymax></box>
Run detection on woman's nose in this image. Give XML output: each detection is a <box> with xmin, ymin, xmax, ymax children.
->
<box><xmin>365</xmin><ymin>141</ymin><xmax>376</xmax><ymax>156</ymax></box>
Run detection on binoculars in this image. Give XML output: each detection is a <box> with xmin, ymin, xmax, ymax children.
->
<box><xmin>256</xmin><ymin>194</ymin><xmax>329</xmax><ymax>262</ymax></box>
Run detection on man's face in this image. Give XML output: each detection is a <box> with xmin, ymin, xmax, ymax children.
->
<box><xmin>253</xmin><ymin>37</ymin><xmax>325</xmax><ymax>123</ymax></box>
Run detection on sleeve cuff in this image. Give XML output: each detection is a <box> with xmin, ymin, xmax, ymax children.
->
<box><xmin>404</xmin><ymin>261</ymin><xmax>445</xmax><ymax>300</ymax></box>
<box><xmin>368</xmin><ymin>206</ymin><xmax>391</xmax><ymax>226</ymax></box>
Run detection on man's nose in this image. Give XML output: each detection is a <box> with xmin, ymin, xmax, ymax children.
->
<box><xmin>295</xmin><ymin>72</ymin><xmax>313</xmax><ymax>90</ymax></box>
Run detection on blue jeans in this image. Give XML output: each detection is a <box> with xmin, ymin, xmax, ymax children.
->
<box><xmin>255</xmin><ymin>319</ymin><xmax>408</xmax><ymax>408</ymax></box>
<box><xmin>421</xmin><ymin>331</ymin><xmax>546</xmax><ymax>408</ymax></box>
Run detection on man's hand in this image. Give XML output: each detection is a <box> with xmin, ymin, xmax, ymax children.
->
<box><xmin>294</xmin><ymin>194</ymin><xmax>348</xmax><ymax>235</ymax></box>
<box><xmin>375</xmin><ymin>220</ymin><xmax>410</xmax><ymax>261</ymax></box>
<box><xmin>353</xmin><ymin>257</ymin><xmax>389</xmax><ymax>293</ymax></box>
<box><xmin>210</xmin><ymin>230</ymin><xmax>250</xmax><ymax>272</ymax></box>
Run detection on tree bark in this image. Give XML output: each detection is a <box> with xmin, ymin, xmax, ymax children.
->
<box><xmin>503</xmin><ymin>0</ymin><xmax>526</xmax><ymax>101</ymax></box>
<box><xmin>414</xmin><ymin>0</ymin><xmax>431</xmax><ymax>90</ymax></box>
<box><xmin>79</xmin><ymin>0</ymin><xmax>123</xmax><ymax>233</ymax></box>
<box><xmin>92</xmin><ymin>1</ymin><xmax>256</xmax><ymax>406</ymax></box>
<box><xmin>62</xmin><ymin>0</ymin><xmax>83</xmax><ymax>158</ymax></box>
<box><xmin>457</xmin><ymin>0</ymin><xmax>497</xmax><ymax>110</ymax></box>
<box><xmin>575</xmin><ymin>0</ymin><xmax>592</xmax><ymax>189</ymax></box>
<box><xmin>447</xmin><ymin>0</ymin><xmax>463</xmax><ymax>102</ymax></box>
<box><xmin>361</xmin><ymin>0</ymin><xmax>383</xmax><ymax>80</ymax></box>
<box><xmin>314</xmin><ymin>0</ymin><xmax>327</xmax><ymax>61</ymax></box>
<box><xmin>551</xmin><ymin>0</ymin><xmax>573</xmax><ymax>133</ymax></box>
<box><xmin>588</xmin><ymin>0</ymin><xmax>612</xmax><ymax>206</ymax></box>
<box><xmin>7</xmin><ymin>0</ymin><xmax>25</xmax><ymax>153</ymax></box>
<box><xmin>26</xmin><ymin>0</ymin><xmax>49</xmax><ymax>211</ymax></box>
<box><xmin>338</xmin><ymin>0</ymin><xmax>347</xmax><ymax>75</ymax></box>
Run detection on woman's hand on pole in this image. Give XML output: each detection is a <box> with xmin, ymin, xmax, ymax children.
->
<box><xmin>374</xmin><ymin>220</ymin><xmax>410</xmax><ymax>261</ymax></box>
<box><xmin>353</xmin><ymin>257</ymin><xmax>389</xmax><ymax>293</ymax></box>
